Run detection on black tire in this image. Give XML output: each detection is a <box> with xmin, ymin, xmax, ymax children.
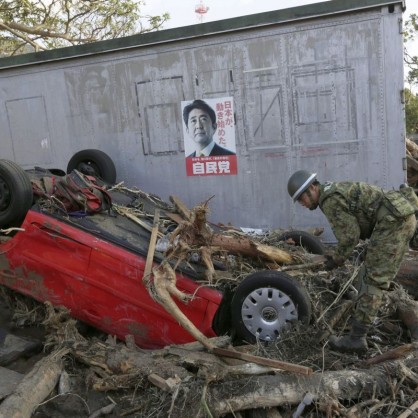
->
<box><xmin>67</xmin><ymin>149</ymin><xmax>116</xmax><ymax>184</ymax></box>
<box><xmin>231</xmin><ymin>271</ymin><xmax>311</xmax><ymax>344</ymax></box>
<box><xmin>0</xmin><ymin>160</ymin><xmax>33</xmax><ymax>228</ymax></box>
<box><xmin>277</xmin><ymin>230</ymin><xmax>325</xmax><ymax>255</ymax></box>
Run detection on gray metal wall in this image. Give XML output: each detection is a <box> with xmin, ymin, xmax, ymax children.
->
<box><xmin>0</xmin><ymin>1</ymin><xmax>407</xmax><ymax>241</ymax></box>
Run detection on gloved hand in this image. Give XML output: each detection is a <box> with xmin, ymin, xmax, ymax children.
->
<box><xmin>324</xmin><ymin>255</ymin><xmax>338</xmax><ymax>271</ymax></box>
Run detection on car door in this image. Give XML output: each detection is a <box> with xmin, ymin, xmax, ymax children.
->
<box><xmin>1</xmin><ymin>210</ymin><xmax>92</xmax><ymax>310</ymax></box>
<box><xmin>86</xmin><ymin>241</ymin><xmax>222</xmax><ymax>348</ymax></box>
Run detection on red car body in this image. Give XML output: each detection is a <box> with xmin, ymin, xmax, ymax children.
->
<box><xmin>0</xmin><ymin>157</ymin><xmax>317</xmax><ymax>348</ymax></box>
<box><xmin>0</xmin><ymin>208</ymin><xmax>223</xmax><ymax>349</ymax></box>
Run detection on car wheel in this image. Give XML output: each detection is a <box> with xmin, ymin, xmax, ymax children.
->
<box><xmin>277</xmin><ymin>230</ymin><xmax>325</xmax><ymax>255</ymax></box>
<box><xmin>67</xmin><ymin>149</ymin><xmax>116</xmax><ymax>184</ymax></box>
<box><xmin>0</xmin><ymin>160</ymin><xmax>33</xmax><ymax>228</ymax></box>
<box><xmin>231</xmin><ymin>271</ymin><xmax>311</xmax><ymax>344</ymax></box>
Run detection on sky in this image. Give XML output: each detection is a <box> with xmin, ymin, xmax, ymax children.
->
<box><xmin>143</xmin><ymin>0</ymin><xmax>418</xmax><ymax>29</ymax></box>
<box><xmin>142</xmin><ymin>0</ymin><xmax>418</xmax><ymax>74</ymax></box>
<box><xmin>143</xmin><ymin>0</ymin><xmax>321</xmax><ymax>27</ymax></box>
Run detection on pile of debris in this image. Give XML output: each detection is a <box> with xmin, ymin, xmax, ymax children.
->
<box><xmin>0</xmin><ymin>193</ymin><xmax>418</xmax><ymax>417</ymax></box>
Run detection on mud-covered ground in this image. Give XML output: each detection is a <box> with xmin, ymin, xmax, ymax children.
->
<box><xmin>0</xmin><ymin>291</ymin><xmax>139</xmax><ymax>418</ymax></box>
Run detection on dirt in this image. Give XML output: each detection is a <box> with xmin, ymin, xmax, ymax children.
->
<box><xmin>0</xmin><ymin>294</ymin><xmax>111</xmax><ymax>418</ymax></box>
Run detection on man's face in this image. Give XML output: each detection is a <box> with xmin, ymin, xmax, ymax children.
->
<box><xmin>186</xmin><ymin>108</ymin><xmax>217</xmax><ymax>148</ymax></box>
<box><xmin>297</xmin><ymin>185</ymin><xmax>319</xmax><ymax>210</ymax></box>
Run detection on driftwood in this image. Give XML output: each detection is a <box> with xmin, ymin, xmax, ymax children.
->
<box><xmin>68</xmin><ymin>333</ymin><xmax>311</xmax><ymax>385</ymax></box>
<box><xmin>281</xmin><ymin>254</ymin><xmax>326</xmax><ymax>271</ymax></box>
<box><xmin>211</xmin><ymin>234</ymin><xmax>292</xmax><ymax>264</ymax></box>
<box><xmin>393</xmin><ymin>292</ymin><xmax>418</xmax><ymax>340</ymax></box>
<box><xmin>168</xmin><ymin>195</ymin><xmax>292</xmax><ymax>271</ymax></box>
<box><xmin>359</xmin><ymin>343</ymin><xmax>417</xmax><ymax>367</ymax></box>
<box><xmin>212</xmin><ymin>347</ymin><xmax>313</xmax><ymax>376</ymax></box>
<box><xmin>142</xmin><ymin>206</ymin><xmax>219</xmax><ymax>352</ymax></box>
<box><xmin>88</xmin><ymin>403</ymin><xmax>116</xmax><ymax>418</ymax></box>
<box><xmin>2</xmin><ymin>287</ymin><xmax>418</xmax><ymax>418</ymax></box>
<box><xmin>152</xmin><ymin>261</ymin><xmax>216</xmax><ymax>351</ymax></box>
<box><xmin>143</xmin><ymin>208</ymin><xmax>160</xmax><ymax>286</ymax></box>
<box><xmin>69</xmin><ymin>336</ymin><xmax>293</xmax><ymax>389</ymax></box>
<box><xmin>145</xmin><ymin>198</ymin><xmax>293</xmax><ymax>353</ymax></box>
<box><xmin>148</xmin><ymin>373</ymin><xmax>182</xmax><ymax>392</ymax></box>
<box><xmin>387</xmin><ymin>288</ymin><xmax>418</xmax><ymax>343</ymax></box>
<box><xmin>0</xmin><ymin>349</ymin><xmax>67</xmax><ymax>418</ymax></box>
<box><xmin>116</xmin><ymin>206</ymin><xmax>162</xmax><ymax>237</ymax></box>
<box><xmin>51</xmin><ymin>317</ymin><xmax>418</xmax><ymax>418</ymax></box>
<box><xmin>396</xmin><ymin>256</ymin><xmax>418</xmax><ymax>299</ymax></box>
<box><xmin>397</xmin><ymin>400</ymin><xmax>418</xmax><ymax>418</ymax></box>
<box><xmin>167</xmin><ymin>196</ymin><xmax>217</xmax><ymax>281</ymax></box>
<box><xmin>205</xmin><ymin>356</ymin><xmax>418</xmax><ymax>418</ymax></box>
<box><xmin>3</xmin><ymin>186</ymin><xmax>418</xmax><ymax>416</ymax></box>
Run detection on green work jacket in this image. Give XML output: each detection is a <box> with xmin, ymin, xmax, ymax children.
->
<box><xmin>318</xmin><ymin>181</ymin><xmax>415</xmax><ymax>260</ymax></box>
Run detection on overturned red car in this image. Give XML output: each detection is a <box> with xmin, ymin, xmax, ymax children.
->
<box><xmin>0</xmin><ymin>150</ymin><xmax>321</xmax><ymax>348</ymax></box>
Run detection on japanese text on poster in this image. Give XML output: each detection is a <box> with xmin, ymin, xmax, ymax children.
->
<box><xmin>182</xmin><ymin>97</ymin><xmax>237</xmax><ymax>176</ymax></box>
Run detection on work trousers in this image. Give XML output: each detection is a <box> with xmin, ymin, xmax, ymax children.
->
<box><xmin>353</xmin><ymin>213</ymin><xmax>416</xmax><ymax>324</ymax></box>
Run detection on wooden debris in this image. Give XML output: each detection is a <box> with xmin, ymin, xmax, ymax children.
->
<box><xmin>395</xmin><ymin>296</ymin><xmax>418</xmax><ymax>341</ymax></box>
<box><xmin>151</xmin><ymin>261</ymin><xmax>216</xmax><ymax>351</ymax></box>
<box><xmin>148</xmin><ymin>373</ymin><xmax>181</xmax><ymax>392</ymax></box>
<box><xmin>170</xmin><ymin>195</ymin><xmax>192</xmax><ymax>221</ymax></box>
<box><xmin>2</xmin><ymin>276</ymin><xmax>418</xmax><ymax>418</ymax></box>
<box><xmin>397</xmin><ymin>400</ymin><xmax>418</xmax><ymax>418</ymax></box>
<box><xmin>212</xmin><ymin>347</ymin><xmax>313</xmax><ymax>376</ymax></box>
<box><xmin>395</xmin><ymin>255</ymin><xmax>418</xmax><ymax>299</ymax></box>
<box><xmin>167</xmin><ymin>195</ymin><xmax>293</xmax><ymax>283</ymax></box>
<box><xmin>88</xmin><ymin>402</ymin><xmax>116</xmax><ymax>418</ymax></box>
<box><xmin>206</xmin><ymin>356</ymin><xmax>418</xmax><ymax>417</ymax></box>
<box><xmin>281</xmin><ymin>254</ymin><xmax>326</xmax><ymax>271</ymax></box>
<box><xmin>316</xmin><ymin>300</ymin><xmax>354</xmax><ymax>342</ymax></box>
<box><xmin>143</xmin><ymin>208</ymin><xmax>161</xmax><ymax>286</ymax></box>
<box><xmin>115</xmin><ymin>206</ymin><xmax>162</xmax><ymax>237</ymax></box>
<box><xmin>0</xmin><ymin>349</ymin><xmax>67</xmax><ymax>418</ymax></box>
<box><xmin>359</xmin><ymin>343</ymin><xmax>417</xmax><ymax>367</ymax></box>
<box><xmin>212</xmin><ymin>234</ymin><xmax>292</xmax><ymax>264</ymax></box>
<box><xmin>167</xmin><ymin>196</ymin><xmax>217</xmax><ymax>282</ymax></box>
<box><xmin>168</xmin><ymin>336</ymin><xmax>230</xmax><ymax>352</ymax></box>
<box><xmin>0</xmin><ymin>367</ymin><xmax>23</xmax><ymax>401</ymax></box>
<box><xmin>2</xmin><ymin>178</ymin><xmax>418</xmax><ymax>417</ymax></box>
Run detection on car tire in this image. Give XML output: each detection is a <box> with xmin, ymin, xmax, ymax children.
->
<box><xmin>67</xmin><ymin>149</ymin><xmax>117</xmax><ymax>184</ymax></box>
<box><xmin>0</xmin><ymin>160</ymin><xmax>33</xmax><ymax>228</ymax></box>
<box><xmin>277</xmin><ymin>230</ymin><xmax>325</xmax><ymax>255</ymax></box>
<box><xmin>231</xmin><ymin>271</ymin><xmax>311</xmax><ymax>344</ymax></box>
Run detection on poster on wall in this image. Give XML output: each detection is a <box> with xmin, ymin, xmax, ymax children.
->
<box><xmin>182</xmin><ymin>97</ymin><xmax>237</xmax><ymax>176</ymax></box>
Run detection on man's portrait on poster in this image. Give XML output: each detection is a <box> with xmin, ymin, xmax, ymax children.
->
<box><xmin>183</xmin><ymin>99</ymin><xmax>236</xmax><ymax>157</ymax></box>
<box><xmin>182</xmin><ymin>97</ymin><xmax>238</xmax><ymax>176</ymax></box>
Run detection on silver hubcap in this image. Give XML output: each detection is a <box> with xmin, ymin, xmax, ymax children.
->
<box><xmin>241</xmin><ymin>287</ymin><xmax>298</xmax><ymax>341</ymax></box>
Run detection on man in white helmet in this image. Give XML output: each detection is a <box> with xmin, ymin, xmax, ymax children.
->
<box><xmin>287</xmin><ymin>170</ymin><xmax>417</xmax><ymax>353</ymax></box>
